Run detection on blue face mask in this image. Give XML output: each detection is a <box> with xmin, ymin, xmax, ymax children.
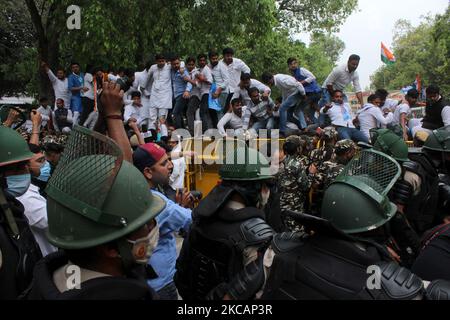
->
<box><xmin>6</xmin><ymin>174</ymin><xmax>31</xmax><ymax>197</ymax></box>
<box><xmin>37</xmin><ymin>161</ymin><xmax>51</xmax><ymax>182</ymax></box>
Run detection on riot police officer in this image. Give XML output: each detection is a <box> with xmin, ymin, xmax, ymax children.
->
<box><xmin>26</xmin><ymin>80</ymin><xmax>166</xmax><ymax>300</ymax></box>
<box><xmin>411</xmin><ymin>126</ymin><xmax>450</xmax><ymax>281</ymax></box>
<box><xmin>0</xmin><ymin>126</ymin><xmax>42</xmax><ymax>299</ymax></box>
<box><xmin>175</xmin><ymin>144</ymin><xmax>274</xmax><ymax>300</ymax></box>
<box><xmin>262</xmin><ymin>149</ymin><xmax>450</xmax><ymax>300</ymax></box>
<box><xmin>371</xmin><ymin>128</ymin><xmax>422</xmax><ymax>266</ymax></box>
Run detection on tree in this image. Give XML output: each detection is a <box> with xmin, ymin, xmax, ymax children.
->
<box><xmin>309</xmin><ymin>33</ymin><xmax>346</xmax><ymax>66</ymax></box>
<box><xmin>276</xmin><ymin>0</ymin><xmax>358</xmax><ymax>33</ymax></box>
<box><xmin>0</xmin><ymin>0</ymin><xmax>37</xmax><ymax>95</ymax></box>
<box><xmin>13</xmin><ymin>0</ymin><xmax>358</xmax><ymax>98</ymax></box>
<box><xmin>371</xmin><ymin>6</ymin><xmax>450</xmax><ymax>95</ymax></box>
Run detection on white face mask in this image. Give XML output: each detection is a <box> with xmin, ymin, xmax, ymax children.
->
<box><xmin>127</xmin><ymin>223</ymin><xmax>159</xmax><ymax>265</ymax></box>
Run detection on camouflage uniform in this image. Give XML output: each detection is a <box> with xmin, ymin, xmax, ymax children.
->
<box><xmin>297</xmin><ymin>135</ymin><xmax>315</xmax><ymax>167</ymax></box>
<box><xmin>308</xmin><ymin>127</ymin><xmax>338</xmax><ymax>167</ymax></box>
<box><xmin>41</xmin><ymin>134</ymin><xmax>69</xmax><ymax>147</ymax></box>
<box><xmin>310</xmin><ymin>139</ymin><xmax>356</xmax><ymax>215</ymax></box>
<box><xmin>278</xmin><ymin>154</ymin><xmax>314</xmax><ymax>232</ymax></box>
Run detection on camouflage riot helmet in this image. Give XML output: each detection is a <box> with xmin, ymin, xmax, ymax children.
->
<box><xmin>371</xmin><ymin>128</ymin><xmax>409</xmax><ymax>162</ymax></box>
<box><xmin>283</xmin><ymin>135</ymin><xmax>303</xmax><ymax>156</ymax></box>
<box><xmin>322</xmin><ymin>126</ymin><xmax>338</xmax><ymax>141</ymax></box>
<box><xmin>219</xmin><ymin>143</ymin><xmax>273</xmax><ymax>181</ymax></box>
<box><xmin>45</xmin><ymin>126</ymin><xmax>165</xmax><ymax>250</ymax></box>
<box><xmin>335</xmin><ymin>139</ymin><xmax>357</xmax><ymax>155</ymax></box>
<box><xmin>321</xmin><ymin>149</ymin><xmax>401</xmax><ymax>234</ymax></box>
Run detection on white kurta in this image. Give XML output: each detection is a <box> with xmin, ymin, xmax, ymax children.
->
<box><xmin>148</xmin><ymin>64</ymin><xmax>173</xmax><ymax>109</ymax></box>
<box><xmin>134</xmin><ymin>69</ymin><xmax>152</xmax><ymax>119</ymax></box>
<box><xmin>46</xmin><ymin>69</ymin><xmax>71</xmax><ymax>109</ymax></box>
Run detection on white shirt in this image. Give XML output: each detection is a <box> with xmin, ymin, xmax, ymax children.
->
<box><xmin>187</xmin><ymin>68</ymin><xmax>201</xmax><ymax>98</ymax></box>
<box><xmin>124</xmin><ymin>103</ymin><xmax>144</xmax><ymax>126</ymax></box>
<box><xmin>133</xmin><ymin>69</ymin><xmax>152</xmax><ymax>97</ymax></box>
<box><xmin>108</xmin><ymin>73</ymin><xmax>119</xmax><ymax>82</ymax></box>
<box><xmin>382</xmin><ymin>98</ymin><xmax>400</xmax><ymax>112</ymax></box>
<box><xmin>232</xmin><ymin>79</ymin><xmax>271</xmax><ymax>106</ymax></box>
<box><xmin>148</xmin><ymin>64</ymin><xmax>173</xmax><ymax>109</ymax></box>
<box><xmin>46</xmin><ymin>69</ymin><xmax>71</xmax><ymax>108</ymax></box>
<box><xmin>323</xmin><ymin>102</ymin><xmax>355</xmax><ymax>128</ymax></box>
<box><xmin>273</xmin><ymin>74</ymin><xmax>305</xmax><ymax>100</ymax></box>
<box><xmin>83</xmin><ymin>73</ymin><xmax>95</xmax><ymax>100</ymax></box>
<box><xmin>198</xmin><ymin>65</ymin><xmax>213</xmax><ymax>96</ymax></box>
<box><xmin>296</xmin><ymin>67</ymin><xmax>317</xmax><ymax>83</ymax></box>
<box><xmin>323</xmin><ymin>64</ymin><xmax>362</xmax><ymax>92</ymax></box>
<box><xmin>221</xmin><ymin>58</ymin><xmax>251</xmax><ymax>93</ymax></box>
<box><xmin>217</xmin><ymin>109</ymin><xmax>247</xmax><ymax>136</ymax></box>
<box><xmin>438</xmin><ymin>96</ymin><xmax>450</xmax><ymax>126</ymax></box>
<box><xmin>36</xmin><ymin>105</ymin><xmax>53</xmax><ymax>127</ymax></box>
<box><xmin>392</xmin><ymin>103</ymin><xmax>411</xmax><ymax>125</ymax></box>
<box><xmin>357</xmin><ymin>103</ymin><xmax>394</xmax><ymax>140</ymax></box>
<box><xmin>210</xmin><ymin>61</ymin><xmax>230</xmax><ymax>92</ymax></box>
<box><xmin>169</xmin><ymin>144</ymin><xmax>186</xmax><ymax>190</ymax></box>
<box><xmin>443</xmin><ymin>106</ymin><xmax>450</xmax><ymax>126</ymax></box>
<box><xmin>17</xmin><ymin>184</ymin><xmax>57</xmax><ymax>256</ymax></box>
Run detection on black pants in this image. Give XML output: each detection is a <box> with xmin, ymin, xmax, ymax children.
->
<box><xmin>80</xmin><ymin>97</ymin><xmax>95</xmax><ymax>125</ymax></box>
<box><xmin>199</xmin><ymin>94</ymin><xmax>213</xmax><ymax>132</ymax></box>
<box><xmin>186</xmin><ymin>96</ymin><xmax>200</xmax><ymax>136</ymax></box>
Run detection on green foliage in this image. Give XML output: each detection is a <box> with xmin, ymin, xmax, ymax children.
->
<box><xmin>3</xmin><ymin>0</ymin><xmax>357</xmax><ymax>96</ymax></box>
<box><xmin>371</xmin><ymin>6</ymin><xmax>450</xmax><ymax>95</ymax></box>
<box><xmin>275</xmin><ymin>0</ymin><xmax>359</xmax><ymax>33</ymax></box>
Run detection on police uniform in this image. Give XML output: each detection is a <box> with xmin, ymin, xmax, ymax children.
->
<box><xmin>175</xmin><ymin>146</ymin><xmax>274</xmax><ymax>300</ymax></box>
<box><xmin>278</xmin><ymin>154</ymin><xmax>314</xmax><ymax>232</ymax></box>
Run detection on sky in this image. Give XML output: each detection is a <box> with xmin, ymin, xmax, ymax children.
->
<box><xmin>298</xmin><ymin>0</ymin><xmax>449</xmax><ymax>90</ymax></box>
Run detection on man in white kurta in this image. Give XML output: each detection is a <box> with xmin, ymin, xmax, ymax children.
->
<box><xmin>41</xmin><ymin>62</ymin><xmax>71</xmax><ymax>109</ymax></box>
<box><xmin>148</xmin><ymin>56</ymin><xmax>173</xmax><ymax>130</ymax></box>
<box><xmin>134</xmin><ymin>67</ymin><xmax>152</xmax><ymax>129</ymax></box>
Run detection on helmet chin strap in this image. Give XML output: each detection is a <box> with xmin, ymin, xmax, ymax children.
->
<box><xmin>116</xmin><ymin>238</ymin><xmax>139</xmax><ymax>276</ymax></box>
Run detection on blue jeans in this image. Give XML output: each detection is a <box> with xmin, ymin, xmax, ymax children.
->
<box><xmin>280</xmin><ymin>92</ymin><xmax>306</xmax><ymax>133</ymax></box>
<box><xmin>70</xmin><ymin>96</ymin><xmax>82</xmax><ymax>113</ymax></box>
<box><xmin>336</xmin><ymin>126</ymin><xmax>369</xmax><ymax>143</ymax></box>
<box><xmin>172</xmin><ymin>95</ymin><xmax>188</xmax><ymax>129</ymax></box>
<box><xmin>252</xmin><ymin>117</ymin><xmax>275</xmax><ymax>131</ymax></box>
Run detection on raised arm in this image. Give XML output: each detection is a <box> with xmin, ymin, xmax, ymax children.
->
<box><xmin>100</xmin><ymin>81</ymin><xmax>132</xmax><ymax>162</ymax></box>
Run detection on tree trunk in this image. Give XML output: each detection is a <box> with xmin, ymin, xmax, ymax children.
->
<box><xmin>24</xmin><ymin>0</ymin><xmax>62</xmax><ymax>103</ymax></box>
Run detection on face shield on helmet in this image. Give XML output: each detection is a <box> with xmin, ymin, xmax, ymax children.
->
<box><xmin>371</xmin><ymin>129</ymin><xmax>409</xmax><ymax>162</ymax></box>
<box><xmin>321</xmin><ymin>149</ymin><xmax>401</xmax><ymax>234</ymax></box>
<box><xmin>45</xmin><ymin>126</ymin><xmax>165</xmax><ymax>271</ymax></box>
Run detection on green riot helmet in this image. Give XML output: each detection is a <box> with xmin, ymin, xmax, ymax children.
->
<box><xmin>423</xmin><ymin>126</ymin><xmax>450</xmax><ymax>153</ymax></box>
<box><xmin>321</xmin><ymin>149</ymin><xmax>401</xmax><ymax>234</ymax></box>
<box><xmin>371</xmin><ymin>128</ymin><xmax>409</xmax><ymax>162</ymax></box>
<box><xmin>422</xmin><ymin>126</ymin><xmax>450</xmax><ymax>172</ymax></box>
<box><xmin>0</xmin><ymin>126</ymin><xmax>33</xmax><ymax>167</ymax></box>
<box><xmin>219</xmin><ymin>142</ymin><xmax>273</xmax><ymax>181</ymax></box>
<box><xmin>45</xmin><ymin>126</ymin><xmax>165</xmax><ymax>250</ymax></box>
